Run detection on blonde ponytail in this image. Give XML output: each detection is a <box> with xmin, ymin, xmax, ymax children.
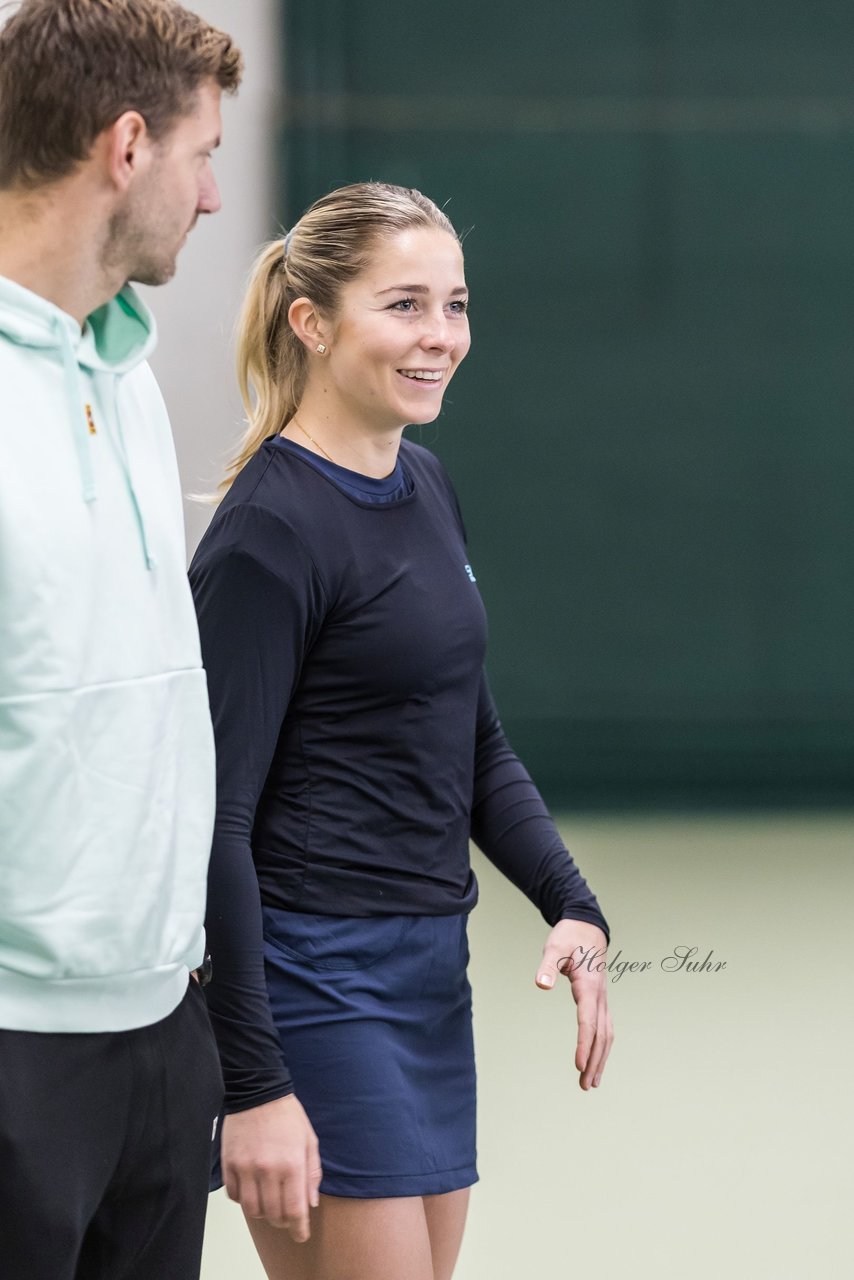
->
<box><xmin>220</xmin><ymin>240</ymin><xmax>307</xmax><ymax>491</ymax></box>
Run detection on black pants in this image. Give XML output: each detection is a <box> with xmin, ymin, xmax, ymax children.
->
<box><xmin>0</xmin><ymin>979</ymin><xmax>223</xmax><ymax>1280</ymax></box>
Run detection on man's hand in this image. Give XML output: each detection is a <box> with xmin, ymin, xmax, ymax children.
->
<box><xmin>535</xmin><ymin>920</ymin><xmax>614</xmax><ymax>1090</ymax></box>
<box><xmin>221</xmin><ymin>1095</ymin><xmax>322</xmax><ymax>1241</ymax></box>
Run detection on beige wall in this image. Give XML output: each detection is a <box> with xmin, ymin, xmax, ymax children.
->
<box><xmin>138</xmin><ymin>0</ymin><xmax>282</xmax><ymax>557</ymax></box>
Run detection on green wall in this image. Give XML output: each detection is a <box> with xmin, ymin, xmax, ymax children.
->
<box><xmin>279</xmin><ymin>1</ymin><xmax>854</xmax><ymax>807</ymax></box>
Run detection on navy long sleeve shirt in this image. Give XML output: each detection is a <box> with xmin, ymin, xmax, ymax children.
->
<box><xmin>189</xmin><ymin>438</ymin><xmax>608</xmax><ymax>1112</ymax></box>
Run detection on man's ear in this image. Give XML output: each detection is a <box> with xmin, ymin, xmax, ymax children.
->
<box><xmin>288</xmin><ymin>296</ymin><xmax>332</xmax><ymax>355</ymax></box>
<box><xmin>101</xmin><ymin>111</ymin><xmax>152</xmax><ymax>192</ymax></box>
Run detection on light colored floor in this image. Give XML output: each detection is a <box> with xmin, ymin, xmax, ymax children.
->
<box><xmin>201</xmin><ymin>813</ymin><xmax>854</xmax><ymax>1279</ymax></box>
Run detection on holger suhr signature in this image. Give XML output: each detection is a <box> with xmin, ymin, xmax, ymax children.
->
<box><xmin>558</xmin><ymin>945</ymin><xmax>727</xmax><ymax>983</ymax></box>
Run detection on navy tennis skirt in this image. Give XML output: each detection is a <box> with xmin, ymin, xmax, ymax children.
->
<box><xmin>212</xmin><ymin>909</ymin><xmax>477</xmax><ymax>1199</ymax></box>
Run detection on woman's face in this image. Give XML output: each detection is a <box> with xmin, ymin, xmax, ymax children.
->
<box><xmin>321</xmin><ymin>225</ymin><xmax>471</xmax><ymax>432</ymax></box>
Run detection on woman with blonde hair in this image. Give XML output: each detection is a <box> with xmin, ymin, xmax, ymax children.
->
<box><xmin>190</xmin><ymin>181</ymin><xmax>612</xmax><ymax>1280</ymax></box>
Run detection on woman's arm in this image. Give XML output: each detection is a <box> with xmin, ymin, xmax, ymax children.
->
<box><xmin>471</xmin><ymin>671</ymin><xmax>614</xmax><ymax>1086</ymax></box>
<box><xmin>190</xmin><ymin>501</ymin><xmax>327</xmax><ymax>1230</ymax></box>
<box><xmin>471</xmin><ymin>671</ymin><xmax>609</xmax><ymax>938</ymax></box>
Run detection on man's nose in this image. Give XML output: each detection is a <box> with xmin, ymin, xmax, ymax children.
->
<box><xmin>198</xmin><ymin>169</ymin><xmax>221</xmax><ymax>216</ymax></box>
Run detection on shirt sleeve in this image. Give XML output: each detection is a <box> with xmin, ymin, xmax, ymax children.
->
<box><xmin>189</xmin><ymin>502</ymin><xmax>327</xmax><ymax>1113</ymax></box>
<box><xmin>470</xmin><ymin>671</ymin><xmax>610</xmax><ymax>940</ymax></box>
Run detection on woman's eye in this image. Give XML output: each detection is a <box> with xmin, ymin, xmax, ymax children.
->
<box><xmin>387</xmin><ymin>296</ymin><xmax>469</xmax><ymax>315</ymax></box>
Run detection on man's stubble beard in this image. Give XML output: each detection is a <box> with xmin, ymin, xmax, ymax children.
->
<box><xmin>102</xmin><ymin>189</ymin><xmax>180</xmax><ymax>288</ymax></box>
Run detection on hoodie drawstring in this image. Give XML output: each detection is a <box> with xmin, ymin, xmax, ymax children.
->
<box><xmin>52</xmin><ymin>315</ymin><xmax>156</xmax><ymax>571</ymax></box>
<box><xmin>53</xmin><ymin>316</ymin><xmax>97</xmax><ymax>504</ymax></box>
<box><xmin>109</xmin><ymin>379</ymin><xmax>157</xmax><ymax>571</ymax></box>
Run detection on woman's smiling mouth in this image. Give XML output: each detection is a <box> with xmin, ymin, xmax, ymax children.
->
<box><xmin>397</xmin><ymin>368</ymin><xmax>444</xmax><ymax>383</ymax></box>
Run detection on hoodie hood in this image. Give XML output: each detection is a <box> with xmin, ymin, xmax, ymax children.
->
<box><xmin>0</xmin><ymin>276</ymin><xmax>158</xmax><ymax>370</ymax></box>
<box><xmin>0</xmin><ymin>275</ymin><xmax>159</xmax><ymax>565</ymax></box>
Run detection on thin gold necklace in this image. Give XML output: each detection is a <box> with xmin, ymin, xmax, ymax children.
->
<box><xmin>290</xmin><ymin>417</ymin><xmax>335</xmax><ymax>464</ymax></box>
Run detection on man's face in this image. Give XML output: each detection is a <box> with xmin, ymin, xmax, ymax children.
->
<box><xmin>107</xmin><ymin>80</ymin><xmax>223</xmax><ymax>287</ymax></box>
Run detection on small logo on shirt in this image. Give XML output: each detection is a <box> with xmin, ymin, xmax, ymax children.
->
<box><xmin>464</xmin><ymin>564</ymin><xmax>477</xmax><ymax>583</ymax></box>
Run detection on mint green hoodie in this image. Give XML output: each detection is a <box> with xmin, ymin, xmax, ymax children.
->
<box><xmin>0</xmin><ymin>276</ymin><xmax>215</xmax><ymax>1032</ymax></box>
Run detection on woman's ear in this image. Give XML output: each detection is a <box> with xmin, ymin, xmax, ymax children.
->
<box><xmin>288</xmin><ymin>297</ymin><xmax>332</xmax><ymax>355</ymax></box>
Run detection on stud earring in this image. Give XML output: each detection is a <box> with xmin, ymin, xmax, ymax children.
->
<box><xmin>316</xmin><ymin>343</ymin><xmax>328</xmax><ymax>355</ymax></box>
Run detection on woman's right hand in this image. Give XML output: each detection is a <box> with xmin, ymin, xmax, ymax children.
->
<box><xmin>221</xmin><ymin>1094</ymin><xmax>322</xmax><ymax>1241</ymax></box>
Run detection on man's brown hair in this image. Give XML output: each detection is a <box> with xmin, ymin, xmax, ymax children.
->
<box><xmin>0</xmin><ymin>0</ymin><xmax>243</xmax><ymax>190</ymax></box>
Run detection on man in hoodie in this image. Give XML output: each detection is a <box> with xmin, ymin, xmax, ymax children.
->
<box><xmin>0</xmin><ymin>3</ymin><xmax>243</xmax><ymax>1276</ymax></box>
